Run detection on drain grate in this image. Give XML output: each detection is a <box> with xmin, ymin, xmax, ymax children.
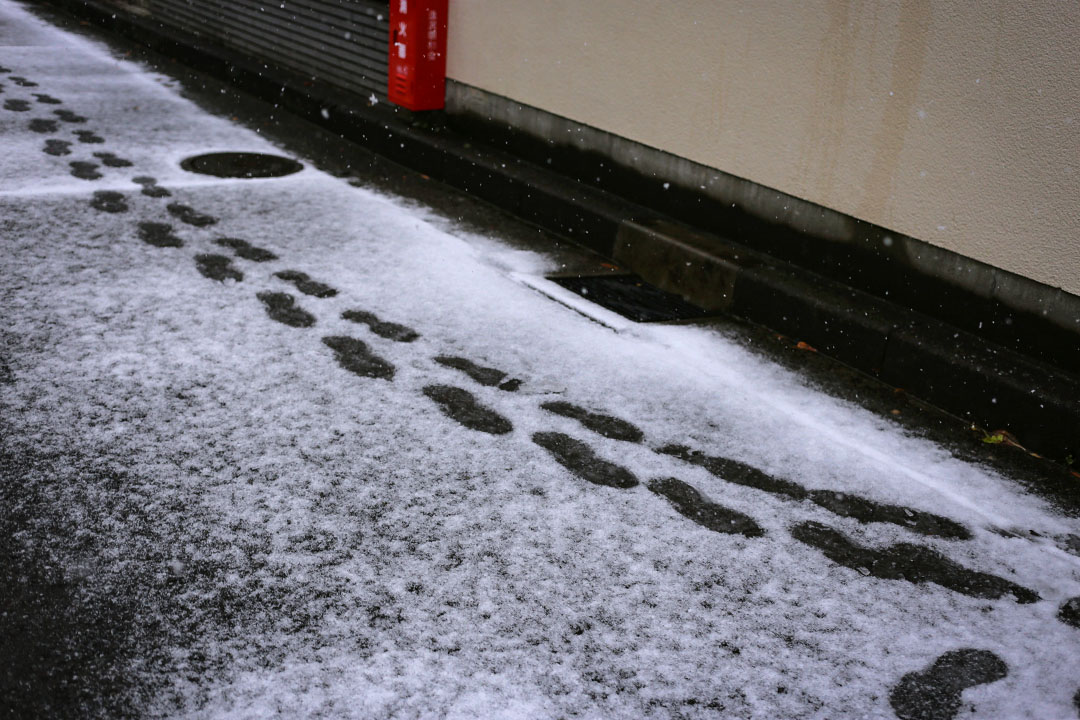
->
<box><xmin>180</xmin><ymin>152</ymin><xmax>303</xmax><ymax>178</ymax></box>
<box><xmin>548</xmin><ymin>274</ymin><xmax>715</xmax><ymax>323</ymax></box>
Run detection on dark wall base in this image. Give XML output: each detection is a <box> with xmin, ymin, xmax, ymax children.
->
<box><xmin>615</xmin><ymin>219</ymin><xmax>1080</xmax><ymax>461</ymax></box>
<box><xmin>444</xmin><ymin>86</ymin><xmax>1080</xmax><ymax>380</ymax></box>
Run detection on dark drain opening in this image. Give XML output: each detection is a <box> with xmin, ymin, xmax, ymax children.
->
<box><xmin>548</xmin><ymin>274</ymin><xmax>716</xmax><ymax>323</ymax></box>
<box><xmin>180</xmin><ymin>152</ymin><xmax>303</xmax><ymax>178</ymax></box>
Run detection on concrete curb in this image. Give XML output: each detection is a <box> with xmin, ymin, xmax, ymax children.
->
<box><xmin>43</xmin><ymin>0</ymin><xmax>1080</xmax><ymax>462</ymax></box>
<box><xmin>615</xmin><ymin>219</ymin><xmax>1080</xmax><ymax>459</ymax></box>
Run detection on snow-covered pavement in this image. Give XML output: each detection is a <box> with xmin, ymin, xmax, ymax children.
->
<box><xmin>2</xmin><ymin>2</ymin><xmax>1079</xmax><ymax>717</ymax></box>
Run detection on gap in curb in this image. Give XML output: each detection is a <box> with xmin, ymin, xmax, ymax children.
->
<box><xmin>547</xmin><ymin>273</ymin><xmax>718</xmax><ymax>323</ymax></box>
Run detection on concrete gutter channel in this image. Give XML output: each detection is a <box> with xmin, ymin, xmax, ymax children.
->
<box><xmin>42</xmin><ymin>0</ymin><xmax>1080</xmax><ymax>465</ymax></box>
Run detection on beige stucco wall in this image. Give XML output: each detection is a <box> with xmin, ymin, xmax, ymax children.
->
<box><xmin>446</xmin><ymin>1</ymin><xmax>1080</xmax><ymax>296</ymax></box>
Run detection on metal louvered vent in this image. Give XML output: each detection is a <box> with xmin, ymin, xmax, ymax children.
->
<box><xmin>149</xmin><ymin>0</ymin><xmax>391</xmax><ymax>102</ymax></box>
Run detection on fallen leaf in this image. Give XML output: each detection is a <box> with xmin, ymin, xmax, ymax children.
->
<box><xmin>796</xmin><ymin>341</ymin><xmax>817</xmax><ymax>352</ymax></box>
<box><xmin>990</xmin><ymin>429</ymin><xmax>1026</xmax><ymax>449</ymax></box>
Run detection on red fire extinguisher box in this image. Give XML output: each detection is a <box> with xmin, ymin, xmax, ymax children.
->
<box><xmin>388</xmin><ymin>0</ymin><xmax>448</xmax><ymax>111</ymax></box>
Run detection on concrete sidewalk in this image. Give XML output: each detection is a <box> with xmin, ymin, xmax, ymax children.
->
<box><xmin>2</xmin><ymin>2</ymin><xmax>1079</xmax><ymax>718</ymax></box>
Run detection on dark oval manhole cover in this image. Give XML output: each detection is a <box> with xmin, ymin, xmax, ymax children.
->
<box><xmin>180</xmin><ymin>152</ymin><xmax>303</xmax><ymax>179</ymax></box>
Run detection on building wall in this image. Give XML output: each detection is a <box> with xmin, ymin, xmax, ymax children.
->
<box><xmin>445</xmin><ymin>1</ymin><xmax>1080</xmax><ymax>297</ymax></box>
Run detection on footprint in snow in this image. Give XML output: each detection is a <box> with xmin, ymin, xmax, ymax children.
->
<box><xmin>73</xmin><ymin>129</ymin><xmax>104</xmax><ymax>143</ymax></box>
<box><xmin>660</xmin><ymin>444</ymin><xmax>811</xmax><ymax>499</ymax></box>
<box><xmin>9</xmin><ymin>76</ymin><xmax>37</xmax><ymax>87</ymax></box>
<box><xmin>166</xmin><ymin>202</ymin><xmax>217</xmax><ymax>227</ymax></box>
<box><xmin>195</xmin><ymin>254</ymin><xmax>242</xmax><ymax>282</ymax></box>
<box><xmin>806</xmin><ymin>490</ymin><xmax>971</xmax><ymax>540</ymax></box>
<box><xmin>90</xmin><ymin>190</ymin><xmax>127</xmax><ymax>213</ymax></box>
<box><xmin>789</xmin><ymin>520</ymin><xmax>1038</xmax><ymax>603</ymax></box>
<box><xmin>532</xmin><ymin>431</ymin><xmax>638</xmax><ymax>488</ymax></box>
<box><xmin>69</xmin><ymin>161</ymin><xmax>101</xmax><ymax>180</ymax></box>
<box><xmin>889</xmin><ymin>649</ymin><xmax>1007</xmax><ymax>720</ymax></box>
<box><xmin>29</xmin><ymin>118</ymin><xmax>58</xmax><ymax>133</ymax></box>
<box><xmin>137</xmin><ymin>222</ymin><xmax>183</xmax><ymax>248</ymax></box>
<box><xmin>33</xmin><ymin>93</ymin><xmax>62</xmax><ymax>104</ymax></box>
<box><xmin>342</xmin><ymin>309</ymin><xmax>418</xmax><ymax>343</ymax></box>
<box><xmin>93</xmin><ymin>151</ymin><xmax>132</xmax><ymax>168</ymax></box>
<box><xmin>660</xmin><ymin>445</ymin><xmax>970</xmax><ymax>540</ymax></box>
<box><xmin>648</xmin><ymin>477</ymin><xmax>763</xmax><ymax>536</ymax></box>
<box><xmin>434</xmin><ymin>355</ymin><xmax>521</xmax><ymax>391</ymax></box>
<box><xmin>423</xmin><ymin>385</ymin><xmax>512</xmax><ymax>434</ymax></box>
<box><xmin>1059</xmin><ymin>596</ymin><xmax>1080</xmax><ymax>629</ymax></box>
<box><xmin>541</xmin><ymin>400</ymin><xmax>643</xmax><ymax>443</ymax></box>
<box><xmin>132</xmin><ymin>176</ymin><xmax>170</xmax><ymax>198</ymax></box>
<box><xmin>214</xmin><ymin>237</ymin><xmax>276</xmax><ymax>262</ymax></box>
<box><xmin>53</xmin><ymin>109</ymin><xmax>86</xmax><ymax>123</ymax></box>
<box><xmin>43</xmin><ymin>139</ymin><xmax>71</xmax><ymax>156</ymax></box>
<box><xmin>274</xmin><ymin>270</ymin><xmax>337</xmax><ymax>298</ymax></box>
<box><xmin>323</xmin><ymin>336</ymin><xmax>395</xmax><ymax>380</ymax></box>
<box><xmin>3</xmin><ymin>98</ymin><xmax>30</xmax><ymax>111</ymax></box>
<box><xmin>256</xmin><ymin>291</ymin><xmax>314</xmax><ymax>328</ymax></box>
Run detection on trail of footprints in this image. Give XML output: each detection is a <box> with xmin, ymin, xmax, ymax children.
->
<box><xmin>10</xmin><ymin>62</ymin><xmax>1075</xmax><ymax>715</ymax></box>
<box><xmin>55</xmin><ymin>79</ymin><xmax>1042</xmax><ymax>607</ymax></box>
<box><xmin>3</xmin><ymin>76</ymin><xmax>117</xmax><ymax>176</ymax></box>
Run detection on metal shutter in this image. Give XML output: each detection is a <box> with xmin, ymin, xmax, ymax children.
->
<box><xmin>149</xmin><ymin>0</ymin><xmax>391</xmax><ymax>102</ymax></box>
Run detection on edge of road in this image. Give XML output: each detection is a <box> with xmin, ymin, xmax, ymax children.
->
<box><xmin>32</xmin><ymin>0</ymin><xmax>1080</xmax><ymax>468</ymax></box>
